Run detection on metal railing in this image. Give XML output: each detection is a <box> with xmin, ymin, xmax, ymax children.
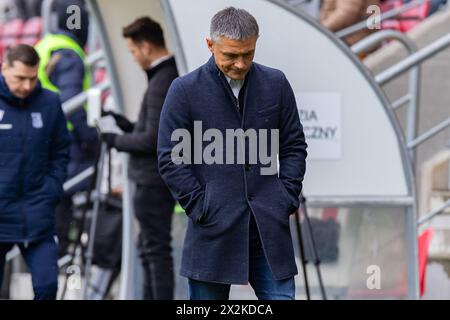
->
<box><xmin>353</xmin><ymin>31</ymin><xmax>450</xmax><ymax>158</ymax></box>
<box><xmin>63</xmin><ymin>166</ymin><xmax>95</xmax><ymax>192</ymax></box>
<box><xmin>375</xmin><ymin>33</ymin><xmax>450</xmax><ymax>84</ymax></box>
<box><xmin>418</xmin><ymin>199</ymin><xmax>450</xmax><ymax>225</ymax></box>
<box><xmin>305</xmin><ymin>196</ymin><xmax>415</xmax><ymax>208</ymax></box>
<box><xmin>62</xmin><ymin>80</ymin><xmax>110</xmax><ymax>116</ymax></box>
<box><xmin>351</xmin><ymin>29</ymin><xmax>420</xmax><ymax>161</ymax></box>
<box><xmin>353</xmin><ymin>31</ymin><xmax>450</xmax><ymax>225</ymax></box>
<box><xmin>41</xmin><ymin>0</ymin><xmax>55</xmax><ymax>36</ymax></box>
<box><xmin>86</xmin><ymin>49</ymin><xmax>105</xmax><ymax>67</ymax></box>
<box><xmin>374</xmin><ymin>33</ymin><xmax>450</xmax><ymax>155</ymax></box>
<box><xmin>408</xmin><ymin>117</ymin><xmax>450</xmax><ymax>149</ymax></box>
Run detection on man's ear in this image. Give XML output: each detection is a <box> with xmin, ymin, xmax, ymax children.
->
<box><xmin>1</xmin><ymin>62</ymin><xmax>9</xmax><ymax>74</ymax></box>
<box><xmin>141</xmin><ymin>41</ymin><xmax>153</xmax><ymax>56</ymax></box>
<box><xmin>206</xmin><ymin>37</ymin><xmax>214</xmax><ymax>54</ymax></box>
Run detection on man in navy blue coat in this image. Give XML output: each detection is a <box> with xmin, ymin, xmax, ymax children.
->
<box><xmin>0</xmin><ymin>45</ymin><xmax>70</xmax><ymax>299</ymax></box>
<box><xmin>158</xmin><ymin>7</ymin><xmax>307</xmax><ymax>300</ymax></box>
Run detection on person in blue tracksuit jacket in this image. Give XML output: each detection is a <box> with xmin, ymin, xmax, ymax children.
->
<box><xmin>0</xmin><ymin>45</ymin><xmax>70</xmax><ymax>299</ymax></box>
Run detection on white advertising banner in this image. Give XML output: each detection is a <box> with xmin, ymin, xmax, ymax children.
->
<box><xmin>297</xmin><ymin>92</ymin><xmax>342</xmax><ymax>160</ymax></box>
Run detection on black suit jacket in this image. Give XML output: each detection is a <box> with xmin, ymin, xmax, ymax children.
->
<box><xmin>115</xmin><ymin>57</ymin><xmax>178</xmax><ymax>186</ymax></box>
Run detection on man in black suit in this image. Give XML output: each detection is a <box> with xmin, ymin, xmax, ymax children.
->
<box><xmin>102</xmin><ymin>17</ymin><xmax>178</xmax><ymax>300</ymax></box>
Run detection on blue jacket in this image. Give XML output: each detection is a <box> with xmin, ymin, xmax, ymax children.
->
<box><xmin>0</xmin><ymin>75</ymin><xmax>70</xmax><ymax>243</ymax></box>
<box><xmin>158</xmin><ymin>56</ymin><xmax>308</xmax><ymax>284</ymax></box>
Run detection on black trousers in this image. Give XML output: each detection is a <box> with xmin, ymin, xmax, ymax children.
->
<box><xmin>134</xmin><ymin>184</ymin><xmax>175</xmax><ymax>300</ymax></box>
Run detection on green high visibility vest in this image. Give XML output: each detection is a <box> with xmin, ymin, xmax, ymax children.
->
<box><xmin>35</xmin><ymin>34</ymin><xmax>91</xmax><ymax>131</ymax></box>
<box><xmin>174</xmin><ymin>203</ymin><xmax>185</xmax><ymax>215</ymax></box>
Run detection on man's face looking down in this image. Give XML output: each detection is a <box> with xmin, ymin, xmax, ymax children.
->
<box><xmin>207</xmin><ymin>36</ymin><xmax>257</xmax><ymax>80</ymax></box>
<box><xmin>2</xmin><ymin>61</ymin><xmax>39</xmax><ymax>99</ymax></box>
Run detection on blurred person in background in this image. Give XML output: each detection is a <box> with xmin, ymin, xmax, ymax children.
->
<box><xmin>34</xmin><ymin>0</ymin><xmax>98</xmax><ymax>257</ymax></box>
<box><xmin>403</xmin><ymin>0</ymin><xmax>448</xmax><ymax>16</ymax></box>
<box><xmin>428</xmin><ymin>0</ymin><xmax>447</xmax><ymax>16</ymax></box>
<box><xmin>320</xmin><ymin>0</ymin><xmax>380</xmax><ymax>46</ymax></box>
<box><xmin>101</xmin><ymin>16</ymin><xmax>178</xmax><ymax>300</ymax></box>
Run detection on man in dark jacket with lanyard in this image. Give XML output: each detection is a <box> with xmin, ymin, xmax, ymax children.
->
<box><xmin>158</xmin><ymin>7</ymin><xmax>308</xmax><ymax>300</ymax></box>
<box><xmin>101</xmin><ymin>17</ymin><xmax>178</xmax><ymax>300</ymax></box>
<box><xmin>0</xmin><ymin>44</ymin><xmax>70</xmax><ymax>299</ymax></box>
<box><xmin>35</xmin><ymin>0</ymin><xmax>98</xmax><ymax>257</ymax></box>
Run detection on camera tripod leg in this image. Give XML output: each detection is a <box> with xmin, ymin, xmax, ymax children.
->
<box><xmin>299</xmin><ymin>194</ymin><xmax>327</xmax><ymax>300</ymax></box>
<box><xmin>294</xmin><ymin>207</ymin><xmax>311</xmax><ymax>300</ymax></box>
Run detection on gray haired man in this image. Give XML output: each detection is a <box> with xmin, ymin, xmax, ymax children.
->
<box><xmin>158</xmin><ymin>7</ymin><xmax>307</xmax><ymax>300</ymax></box>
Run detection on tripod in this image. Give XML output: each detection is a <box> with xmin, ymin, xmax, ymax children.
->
<box><xmin>293</xmin><ymin>192</ymin><xmax>327</xmax><ymax>300</ymax></box>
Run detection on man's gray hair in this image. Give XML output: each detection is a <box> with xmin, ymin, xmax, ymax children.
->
<box><xmin>210</xmin><ymin>7</ymin><xmax>259</xmax><ymax>42</ymax></box>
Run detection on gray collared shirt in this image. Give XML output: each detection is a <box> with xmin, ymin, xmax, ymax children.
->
<box><xmin>225</xmin><ymin>75</ymin><xmax>244</xmax><ymax>99</ymax></box>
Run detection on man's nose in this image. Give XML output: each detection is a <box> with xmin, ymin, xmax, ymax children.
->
<box><xmin>234</xmin><ymin>57</ymin><xmax>246</xmax><ymax>70</ymax></box>
<box><xmin>23</xmin><ymin>80</ymin><xmax>32</xmax><ymax>91</ymax></box>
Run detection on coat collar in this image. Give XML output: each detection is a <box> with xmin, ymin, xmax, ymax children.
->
<box><xmin>205</xmin><ymin>55</ymin><xmax>253</xmax><ymax>122</ymax></box>
<box><xmin>145</xmin><ymin>56</ymin><xmax>177</xmax><ymax>81</ymax></box>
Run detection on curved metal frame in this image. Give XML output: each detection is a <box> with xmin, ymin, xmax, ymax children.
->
<box><xmin>41</xmin><ymin>0</ymin><xmax>55</xmax><ymax>36</ymax></box>
<box><xmin>87</xmin><ymin>0</ymin><xmax>136</xmax><ymax>300</ymax></box>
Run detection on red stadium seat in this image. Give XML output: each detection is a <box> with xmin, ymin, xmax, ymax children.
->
<box><xmin>21</xmin><ymin>17</ymin><xmax>43</xmax><ymax>46</ymax></box>
<box><xmin>381</xmin><ymin>0</ymin><xmax>404</xmax><ymax>32</ymax></box>
<box><xmin>381</xmin><ymin>19</ymin><xmax>403</xmax><ymax>32</ymax></box>
<box><xmin>380</xmin><ymin>0</ymin><xmax>403</xmax><ymax>12</ymax></box>
<box><xmin>381</xmin><ymin>0</ymin><xmax>431</xmax><ymax>33</ymax></box>
<box><xmin>399</xmin><ymin>1</ymin><xmax>431</xmax><ymax>32</ymax></box>
<box><xmin>1</xmin><ymin>19</ymin><xmax>25</xmax><ymax>49</ymax></box>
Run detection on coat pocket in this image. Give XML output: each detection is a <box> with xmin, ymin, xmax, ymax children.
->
<box><xmin>276</xmin><ymin>178</ymin><xmax>294</xmax><ymax>212</ymax></box>
<box><xmin>199</xmin><ymin>183</ymin><xmax>212</xmax><ymax>225</ymax></box>
<box><xmin>43</xmin><ymin>176</ymin><xmax>63</xmax><ymax>204</ymax></box>
<box><xmin>0</xmin><ymin>152</ymin><xmax>20</xmax><ymax>184</ymax></box>
<box><xmin>198</xmin><ymin>182</ymin><xmax>221</xmax><ymax>228</ymax></box>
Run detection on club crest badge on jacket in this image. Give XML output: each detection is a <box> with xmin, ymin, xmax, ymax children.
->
<box><xmin>31</xmin><ymin>112</ymin><xmax>43</xmax><ymax>128</ymax></box>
